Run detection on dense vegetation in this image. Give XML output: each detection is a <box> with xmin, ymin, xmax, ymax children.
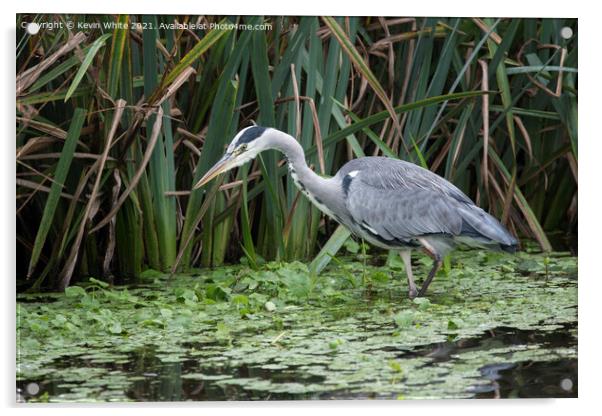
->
<box><xmin>16</xmin><ymin>15</ymin><xmax>577</xmax><ymax>290</ymax></box>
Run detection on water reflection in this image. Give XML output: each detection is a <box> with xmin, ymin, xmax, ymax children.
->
<box><xmin>17</xmin><ymin>324</ymin><xmax>577</xmax><ymax>401</ymax></box>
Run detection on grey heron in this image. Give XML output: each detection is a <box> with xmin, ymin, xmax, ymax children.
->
<box><xmin>194</xmin><ymin>126</ymin><xmax>518</xmax><ymax>299</ymax></box>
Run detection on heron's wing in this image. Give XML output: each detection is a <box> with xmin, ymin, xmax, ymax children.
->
<box><xmin>344</xmin><ymin>169</ymin><xmax>464</xmax><ymax>242</ymax></box>
<box><xmin>339</xmin><ymin>157</ymin><xmax>473</xmax><ymax>205</ymax></box>
<box><xmin>341</xmin><ymin>158</ymin><xmax>516</xmax><ymax>248</ymax></box>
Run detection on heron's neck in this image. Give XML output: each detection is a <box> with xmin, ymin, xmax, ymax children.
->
<box><xmin>269</xmin><ymin>130</ymin><xmax>318</xmax><ymax>181</ymax></box>
<box><xmin>268</xmin><ymin>130</ymin><xmax>338</xmax><ymax>208</ymax></box>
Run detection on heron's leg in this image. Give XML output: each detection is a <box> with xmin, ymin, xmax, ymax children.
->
<box><xmin>417</xmin><ymin>258</ymin><xmax>443</xmax><ymax>297</ymax></box>
<box><xmin>399</xmin><ymin>250</ymin><xmax>417</xmax><ymax>299</ymax></box>
<box><xmin>416</xmin><ymin>237</ymin><xmax>443</xmax><ymax>297</ymax></box>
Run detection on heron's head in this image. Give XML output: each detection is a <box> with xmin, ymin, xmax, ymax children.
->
<box><xmin>193</xmin><ymin>125</ymin><xmax>270</xmax><ymax>189</ymax></box>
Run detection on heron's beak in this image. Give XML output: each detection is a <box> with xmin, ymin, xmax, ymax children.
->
<box><xmin>193</xmin><ymin>154</ymin><xmax>235</xmax><ymax>189</ymax></box>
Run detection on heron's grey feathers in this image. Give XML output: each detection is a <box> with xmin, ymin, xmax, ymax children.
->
<box><xmin>338</xmin><ymin>157</ymin><xmax>472</xmax><ymax>204</ymax></box>
<box><xmin>455</xmin><ymin>204</ymin><xmax>517</xmax><ymax>247</ymax></box>
<box><xmin>338</xmin><ymin>157</ymin><xmax>517</xmax><ymax>251</ymax></box>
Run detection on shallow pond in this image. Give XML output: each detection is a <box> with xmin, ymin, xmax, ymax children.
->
<box><xmin>16</xmin><ymin>249</ymin><xmax>577</xmax><ymax>402</ymax></box>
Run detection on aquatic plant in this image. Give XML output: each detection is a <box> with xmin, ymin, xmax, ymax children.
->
<box><xmin>17</xmin><ymin>251</ymin><xmax>576</xmax><ymax>401</ymax></box>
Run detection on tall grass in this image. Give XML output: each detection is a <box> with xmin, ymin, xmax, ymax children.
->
<box><xmin>16</xmin><ymin>15</ymin><xmax>577</xmax><ymax>289</ymax></box>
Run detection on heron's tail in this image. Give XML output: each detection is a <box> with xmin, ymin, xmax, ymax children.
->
<box><xmin>457</xmin><ymin>204</ymin><xmax>518</xmax><ymax>252</ymax></box>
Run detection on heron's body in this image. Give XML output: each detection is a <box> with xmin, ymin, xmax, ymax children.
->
<box><xmin>195</xmin><ymin>126</ymin><xmax>518</xmax><ymax>298</ymax></box>
<box><xmin>324</xmin><ymin>157</ymin><xmax>516</xmax><ymax>254</ymax></box>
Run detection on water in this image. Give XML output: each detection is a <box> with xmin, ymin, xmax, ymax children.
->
<box><xmin>16</xmin><ymin>324</ymin><xmax>577</xmax><ymax>401</ymax></box>
<box><xmin>16</xmin><ymin>250</ymin><xmax>577</xmax><ymax>402</ymax></box>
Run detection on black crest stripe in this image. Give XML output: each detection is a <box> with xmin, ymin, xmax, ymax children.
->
<box><xmin>237</xmin><ymin>126</ymin><xmax>267</xmax><ymax>145</ymax></box>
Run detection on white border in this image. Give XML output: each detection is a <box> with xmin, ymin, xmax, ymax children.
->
<box><xmin>10</xmin><ymin>0</ymin><xmax>581</xmax><ymax>17</ymax></box>
<box><xmin>3</xmin><ymin>1</ymin><xmax>598</xmax><ymax>415</ymax></box>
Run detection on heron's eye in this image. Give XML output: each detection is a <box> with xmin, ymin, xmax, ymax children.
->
<box><xmin>238</xmin><ymin>144</ymin><xmax>248</xmax><ymax>153</ymax></box>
